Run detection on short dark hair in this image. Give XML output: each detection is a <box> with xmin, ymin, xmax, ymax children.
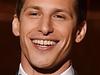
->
<box><xmin>16</xmin><ymin>0</ymin><xmax>24</xmax><ymax>18</ymax></box>
<box><xmin>75</xmin><ymin>0</ymin><xmax>87</xmax><ymax>24</ymax></box>
<box><xmin>16</xmin><ymin>0</ymin><xmax>87</xmax><ymax>24</ymax></box>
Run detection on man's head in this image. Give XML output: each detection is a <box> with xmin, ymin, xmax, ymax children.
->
<box><xmin>12</xmin><ymin>0</ymin><xmax>87</xmax><ymax>74</ymax></box>
<box><xmin>16</xmin><ymin>0</ymin><xmax>87</xmax><ymax>24</ymax></box>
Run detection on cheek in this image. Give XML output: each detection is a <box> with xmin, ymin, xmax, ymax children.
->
<box><xmin>53</xmin><ymin>20</ymin><xmax>76</xmax><ymax>37</ymax></box>
<box><xmin>56</xmin><ymin>24</ymin><xmax>74</xmax><ymax>39</ymax></box>
<box><xmin>19</xmin><ymin>19</ymin><xmax>39</xmax><ymax>35</ymax></box>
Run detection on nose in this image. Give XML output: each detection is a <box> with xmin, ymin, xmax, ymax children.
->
<box><xmin>38</xmin><ymin>16</ymin><xmax>54</xmax><ymax>35</ymax></box>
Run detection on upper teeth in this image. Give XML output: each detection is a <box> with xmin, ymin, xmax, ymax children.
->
<box><xmin>32</xmin><ymin>40</ymin><xmax>56</xmax><ymax>46</ymax></box>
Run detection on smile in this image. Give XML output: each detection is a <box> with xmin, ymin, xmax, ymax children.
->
<box><xmin>32</xmin><ymin>39</ymin><xmax>59</xmax><ymax>46</ymax></box>
<box><xmin>31</xmin><ymin>39</ymin><xmax>59</xmax><ymax>50</ymax></box>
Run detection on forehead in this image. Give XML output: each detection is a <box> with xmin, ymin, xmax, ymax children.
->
<box><xmin>23</xmin><ymin>0</ymin><xmax>76</xmax><ymax>10</ymax></box>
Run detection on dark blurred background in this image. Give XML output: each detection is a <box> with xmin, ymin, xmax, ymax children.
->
<box><xmin>0</xmin><ymin>0</ymin><xmax>100</xmax><ymax>75</ymax></box>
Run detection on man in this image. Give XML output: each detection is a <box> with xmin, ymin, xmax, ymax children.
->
<box><xmin>12</xmin><ymin>0</ymin><xmax>87</xmax><ymax>75</ymax></box>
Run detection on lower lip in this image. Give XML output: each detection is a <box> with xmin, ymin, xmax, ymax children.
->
<box><xmin>33</xmin><ymin>44</ymin><xmax>55</xmax><ymax>51</ymax></box>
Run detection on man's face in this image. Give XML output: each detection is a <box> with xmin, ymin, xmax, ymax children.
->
<box><xmin>13</xmin><ymin>0</ymin><xmax>84</xmax><ymax>69</ymax></box>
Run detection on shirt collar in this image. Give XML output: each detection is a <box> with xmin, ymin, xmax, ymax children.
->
<box><xmin>18</xmin><ymin>64</ymin><xmax>28</xmax><ymax>75</ymax></box>
<box><xmin>18</xmin><ymin>64</ymin><xmax>74</xmax><ymax>75</ymax></box>
<box><xmin>61</xmin><ymin>65</ymin><xmax>74</xmax><ymax>75</ymax></box>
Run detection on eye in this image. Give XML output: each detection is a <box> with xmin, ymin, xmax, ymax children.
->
<box><xmin>30</xmin><ymin>12</ymin><xmax>39</xmax><ymax>16</ymax></box>
<box><xmin>53</xmin><ymin>14</ymin><xmax>66</xmax><ymax>20</ymax></box>
<box><xmin>29</xmin><ymin>11</ymin><xmax>41</xmax><ymax>18</ymax></box>
<box><xmin>30</xmin><ymin>12</ymin><xmax>38</xmax><ymax>15</ymax></box>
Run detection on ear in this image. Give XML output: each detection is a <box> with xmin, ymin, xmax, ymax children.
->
<box><xmin>75</xmin><ymin>21</ymin><xmax>87</xmax><ymax>43</ymax></box>
<box><xmin>12</xmin><ymin>14</ymin><xmax>20</xmax><ymax>36</ymax></box>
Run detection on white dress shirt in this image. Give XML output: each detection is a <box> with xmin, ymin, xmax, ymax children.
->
<box><xmin>18</xmin><ymin>64</ymin><xmax>74</xmax><ymax>75</ymax></box>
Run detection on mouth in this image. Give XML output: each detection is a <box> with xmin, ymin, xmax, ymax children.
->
<box><xmin>31</xmin><ymin>39</ymin><xmax>59</xmax><ymax>51</ymax></box>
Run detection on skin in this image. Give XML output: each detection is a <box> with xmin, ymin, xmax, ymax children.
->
<box><xmin>12</xmin><ymin>0</ymin><xmax>87</xmax><ymax>75</ymax></box>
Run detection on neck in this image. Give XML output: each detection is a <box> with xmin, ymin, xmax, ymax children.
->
<box><xmin>21</xmin><ymin>53</ymin><xmax>71</xmax><ymax>75</ymax></box>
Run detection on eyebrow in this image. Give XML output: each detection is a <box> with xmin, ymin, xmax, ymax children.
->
<box><xmin>24</xmin><ymin>6</ymin><xmax>41</xmax><ymax>12</ymax></box>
